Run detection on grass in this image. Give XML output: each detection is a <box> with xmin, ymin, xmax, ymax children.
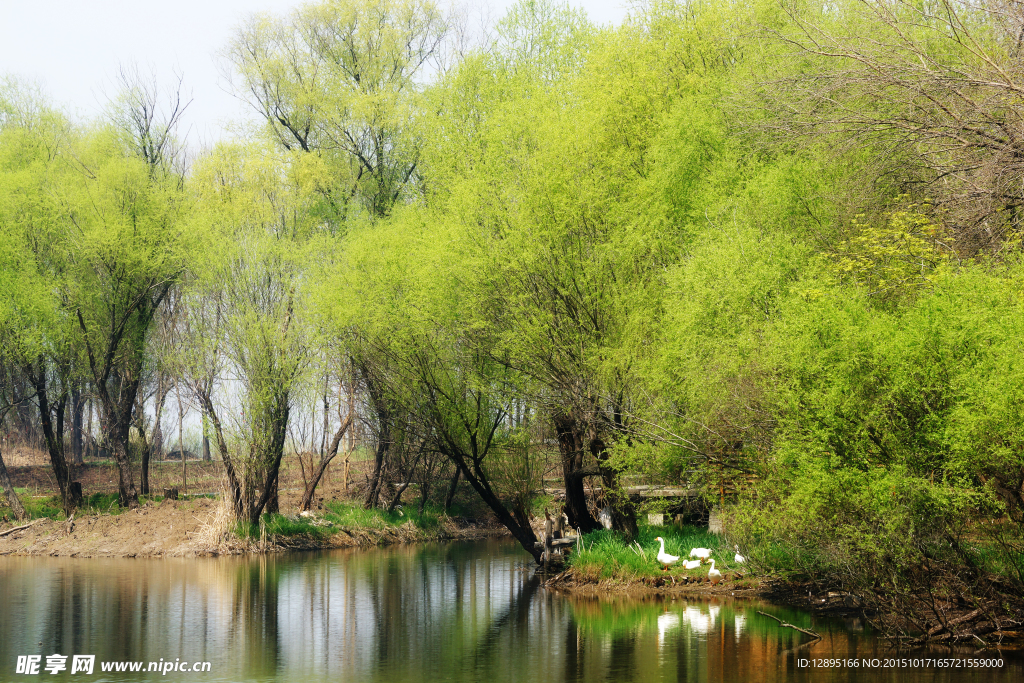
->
<box><xmin>1</xmin><ymin>492</ymin><xmax>169</xmax><ymax>523</ymax></box>
<box><xmin>234</xmin><ymin>514</ymin><xmax>335</xmax><ymax>541</ymax></box>
<box><xmin>322</xmin><ymin>500</ymin><xmax>443</xmax><ymax>530</ymax></box>
<box><xmin>230</xmin><ymin>501</ymin><xmax>449</xmax><ymax>541</ymax></box>
<box><xmin>569</xmin><ymin>524</ymin><xmax>749</xmax><ymax>581</ymax></box>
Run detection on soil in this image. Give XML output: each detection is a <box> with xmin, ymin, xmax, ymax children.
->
<box><xmin>0</xmin><ymin>452</ymin><xmax>505</xmax><ymax>558</ymax></box>
<box><xmin>0</xmin><ymin>497</ymin><xmax>226</xmax><ymax>558</ymax></box>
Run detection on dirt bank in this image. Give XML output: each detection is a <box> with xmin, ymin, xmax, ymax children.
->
<box><xmin>0</xmin><ymin>498</ymin><xmax>505</xmax><ymax>558</ymax></box>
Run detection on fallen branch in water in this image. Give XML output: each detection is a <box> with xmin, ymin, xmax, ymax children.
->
<box><xmin>757</xmin><ymin>611</ymin><xmax>822</xmax><ymax>640</ymax></box>
<box><xmin>0</xmin><ymin>518</ymin><xmax>46</xmax><ymax>537</ymax></box>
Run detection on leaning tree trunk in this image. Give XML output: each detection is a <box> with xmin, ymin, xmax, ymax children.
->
<box><xmin>364</xmin><ymin>436</ymin><xmax>389</xmax><ymax>509</ymax></box>
<box><xmin>195</xmin><ymin>390</ymin><xmax>244</xmax><ymax>519</ymax></box>
<box><xmin>359</xmin><ymin>363</ymin><xmax>393</xmax><ymax>509</ymax></box>
<box><xmin>299</xmin><ymin>415</ymin><xmax>353</xmax><ymax>511</ymax></box>
<box><xmin>442</xmin><ymin>444</ymin><xmax>542</xmax><ymax>563</ymax></box>
<box><xmin>0</xmin><ymin>449</ymin><xmax>27</xmax><ymax>522</ymax></box>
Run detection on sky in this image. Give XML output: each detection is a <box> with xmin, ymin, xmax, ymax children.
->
<box><xmin>0</xmin><ymin>0</ymin><xmax>631</xmax><ymax>146</ymax></box>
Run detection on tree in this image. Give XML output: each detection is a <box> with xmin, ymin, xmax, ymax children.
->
<box><xmin>225</xmin><ymin>0</ymin><xmax>450</xmax><ymax>221</ymax></box>
<box><xmin>0</xmin><ymin>80</ymin><xmax>83</xmax><ymax>513</ymax></box>
<box><xmin>771</xmin><ymin>0</ymin><xmax>1024</xmax><ymax>255</ymax></box>
<box><xmin>317</xmin><ymin>209</ymin><xmax>543</xmax><ymax>560</ymax></box>
<box><xmin>187</xmin><ymin>141</ymin><xmax>314</xmax><ymax>525</ymax></box>
<box><xmin>62</xmin><ymin>127</ymin><xmax>189</xmax><ymax>508</ymax></box>
<box><xmin>414</xmin><ymin>0</ymin><xmax>743</xmax><ymax>538</ymax></box>
<box><xmin>225</xmin><ymin>0</ymin><xmax>454</xmax><ymax>511</ymax></box>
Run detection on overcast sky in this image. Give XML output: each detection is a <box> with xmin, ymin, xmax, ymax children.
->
<box><xmin>0</xmin><ymin>0</ymin><xmax>630</xmax><ymax>146</ymax></box>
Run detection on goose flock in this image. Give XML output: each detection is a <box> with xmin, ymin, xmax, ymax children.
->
<box><xmin>652</xmin><ymin>538</ymin><xmax>746</xmax><ymax>583</ymax></box>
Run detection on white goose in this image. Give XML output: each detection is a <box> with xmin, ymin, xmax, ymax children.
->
<box><xmin>707</xmin><ymin>559</ymin><xmax>723</xmax><ymax>585</ymax></box>
<box><xmin>734</xmin><ymin>545</ymin><xmax>746</xmax><ymax>564</ymax></box>
<box><xmin>689</xmin><ymin>547</ymin><xmax>713</xmax><ymax>564</ymax></box>
<box><xmin>654</xmin><ymin>536</ymin><xmax>680</xmax><ymax>571</ymax></box>
<box><xmin>682</xmin><ymin>559</ymin><xmax>702</xmax><ymax>570</ymax></box>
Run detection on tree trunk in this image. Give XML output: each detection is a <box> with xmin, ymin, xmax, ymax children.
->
<box><xmin>70</xmin><ymin>386</ymin><xmax>84</xmax><ymax>465</ymax></box>
<box><xmin>0</xmin><ymin>448</ymin><xmax>27</xmax><ymax>522</ymax></box>
<box><xmin>109</xmin><ymin>427</ymin><xmax>139</xmax><ymax>509</ymax></box>
<box><xmin>195</xmin><ymin>390</ymin><xmax>244</xmax><ymax>519</ymax></box>
<box><xmin>554</xmin><ymin>412</ymin><xmax>600</xmax><ymax>533</ymax></box>
<box><xmin>151</xmin><ymin>379</ymin><xmax>168</xmax><ymax>459</ymax></box>
<box><xmin>445</xmin><ymin>449</ymin><xmax>541</xmax><ymax>563</ymax></box>
<box><xmin>386</xmin><ymin>480</ymin><xmax>412</xmax><ymax>513</ymax></box>
<box><xmin>265</xmin><ymin>477</ymin><xmax>279</xmax><ymax>514</ymax></box>
<box><xmin>85</xmin><ymin>398</ymin><xmax>94</xmax><ymax>459</ymax></box>
<box><xmin>299</xmin><ymin>415</ymin><xmax>353</xmax><ymax>511</ymax></box>
<box><xmin>360</xmin><ymin>362</ymin><xmax>392</xmax><ymax>509</ymax></box>
<box><xmin>137</xmin><ymin>418</ymin><xmax>152</xmax><ymax>496</ymax></box>
<box><xmin>444</xmin><ymin>466</ymin><xmax>460</xmax><ymax>512</ymax></box>
<box><xmin>26</xmin><ymin>363</ymin><xmax>79</xmax><ymax>514</ymax></box>
<box><xmin>88</xmin><ymin>370</ymin><xmax>141</xmax><ymax>510</ymax></box>
<box><xmin>591</xmin><ymin>436</ymin><xmax>638</xmax><ymax>542</ymax></box>
<box><xmin>12</xmin><ymin>371</ymin><xmax>37</xmax><ymax>447</ymax></box>
<box><xmin>175</xmin><ymin>383</ymin><xmax>186</xmax><ymax>495</ymax></box>
<box><xmin>365</xmin><ymin>436</ymin><xmax>388</xmax><ymax>509</ymax></box>
<box><xmin>232</xmin><ymin>390</ymin><xmax>291</xmax><ymax>527</ymax></box>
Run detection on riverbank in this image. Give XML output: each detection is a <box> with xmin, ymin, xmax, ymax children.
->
<box><xmin>541</xmin><ymin>526</ymin><xmax>1024</xmax><ymax>649</ymax></box>
<box><xmin>546</xmin><ymin>567</ymin><xmax>1024</xmax><ymax>648</ymax></box>
<box><xmin>0</xmin><ymin>497</ymin><xmax>505</xmax><ymax>558</ymax></box>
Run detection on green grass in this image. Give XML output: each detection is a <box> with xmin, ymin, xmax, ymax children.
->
<box><xmin>570</xmin><ymin>524</ymin><xmax>749</xmax><ymax>581</ymax></box>
<box><xmin>229</xmin><ymin>501</ymin><xmax>447</xmax><ymax>541</ymax></box>
<box><xmin>322</xmin><ymin>500</ymin><xmax>442</xmax><ymax>530</ymax></box>
<box><xmin>1</xmin><ymin>492</ymin><xmax>167</xmax><ymax>522</ymax></box>
<box><xmin>237</xmin><ymin>514</ymin><xmax>335</xmax><ymax>541</ymax></box>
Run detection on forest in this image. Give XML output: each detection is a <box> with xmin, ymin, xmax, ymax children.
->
<box><xmin>2</xmin><ymin>0</ymin><xmax>1023</xmax><ymax>637</ymax></box>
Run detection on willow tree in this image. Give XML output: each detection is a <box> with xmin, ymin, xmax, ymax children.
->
<box><xmin>318</xmin><ymin>209</ymin><xmax>543</xmax><ymax>561</ymax></box>
<box><xmin>411</xmin><ymin>0</ymin><xmax>744</xmax><ymax>538</ymax></box>
<box><xmin>187</xmin><ymin>141</ymin><xmax>314</xmax><ymax>525</ymax></box>
<box><xmin>60</xmin><ymin>125</ymin><xmax>189</xmax><ymax>508</ymax></box>
<box><xmin>0</xmin><ymin>85</ymin><xmax>83</xmax><ymax>514</ymax></box>
<box><xmin>225</xmin><ymin>0</ymin><xmax>449</xmax><ymax>221</ymax></box>
<box><xmin>225</xmin><ymin>0</ymin><xmax>452</xmax><ymax>509</ymax></box>
<box><xmin>771</xmin><ymin>0</ymin><xmax>1024</xmax><ymax>255</ymax></box>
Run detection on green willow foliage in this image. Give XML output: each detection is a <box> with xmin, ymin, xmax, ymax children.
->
<box><xmin>4</xmin><ymin>1</ymin><xmax>1024</xmax><ymax>589</ymax></box>
<box><xmin>286</xmin><ymin>0</ymin><xmax>1024</xmax><ymax>578</ymax></box>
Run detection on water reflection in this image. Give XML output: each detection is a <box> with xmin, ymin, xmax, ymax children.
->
<box><xmin>0</xmin><ymin>540</ymin><xmax>1020</xmax><ymax>682</ymax></box>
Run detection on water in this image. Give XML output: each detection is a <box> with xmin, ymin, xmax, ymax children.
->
<box><xmin>0</xmin><ymin>538</ymin><xmax>1020</xmax><ymax>682</ymax></box>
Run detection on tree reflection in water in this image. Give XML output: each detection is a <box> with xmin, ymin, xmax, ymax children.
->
<box><xmin>0</xmin><ymin>541</ymin><xmax>1021</xmax><ymax>682</ymax></box>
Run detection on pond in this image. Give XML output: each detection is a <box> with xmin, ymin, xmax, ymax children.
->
<box><xmin>0</xmin><ymin>539</ymin><xmax>1020</xmax><ymax>682</ymax></box>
